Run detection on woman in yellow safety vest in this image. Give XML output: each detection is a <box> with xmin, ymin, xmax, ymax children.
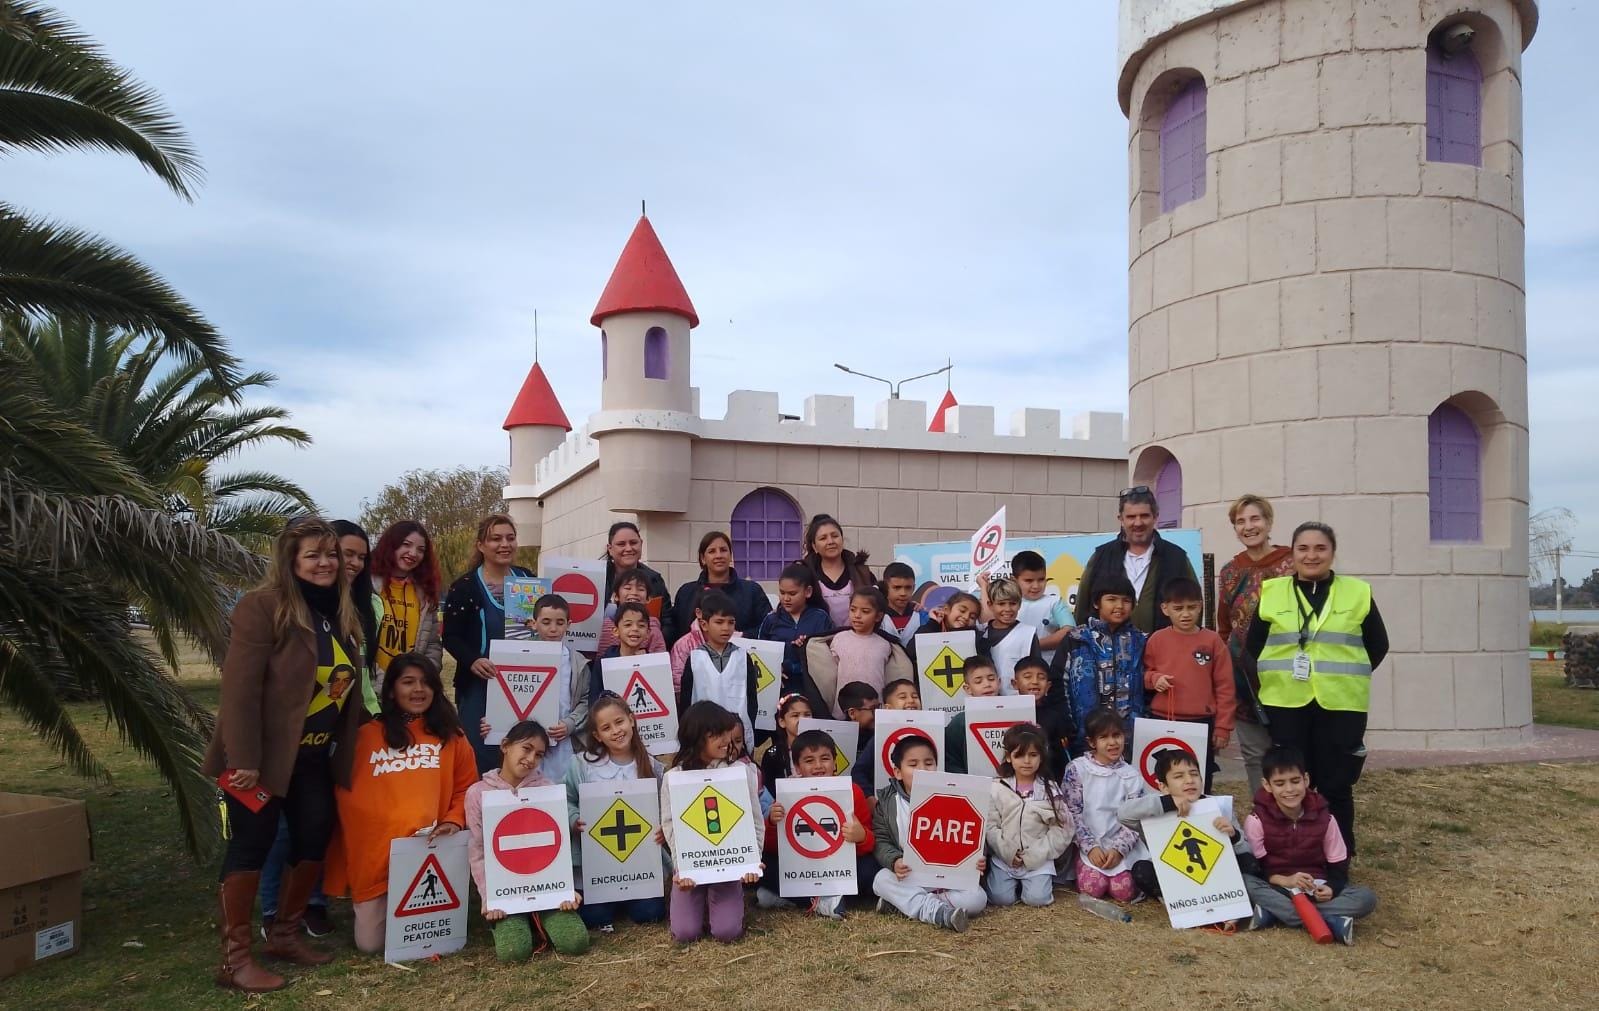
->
<box><xmin>1247</xmin><ymin>521</ymin><xmax>1388</xmax><ymax>855</ymax></box>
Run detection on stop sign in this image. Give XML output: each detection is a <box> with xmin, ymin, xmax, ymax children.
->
<box><xmin>908</xmin><ymin>793</ymin><xmax>983</xmax><ymax>866</ymax></box>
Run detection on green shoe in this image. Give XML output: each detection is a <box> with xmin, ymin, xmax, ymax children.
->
<box><xmin>492</xmin><ymin>916</ymin><xmax>534</xmax><ymax>962</ymax></box>
<box><xmin>542</xmin><ymin>910</ymin><xmax>590</xmax><ymax>956</ymax></box>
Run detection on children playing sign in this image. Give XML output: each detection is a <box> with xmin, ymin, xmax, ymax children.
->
<box><xmin>666</xmin><ymin>766</ymin><xmax>761</xmax><ymax>884</ymax></box>
<box><xmin>904</xmin><ymin>771</ymin><xmax>988</xmax><ymax>890</ymax></box>
<box><xmin>775</xmin><ymin>776</ymin><xmax>858</xmax><ymax>898</ymax></box>
<box><xmin>915</xmin><ymin>630</ymin><xmax>976</xmax><ymax>711</ymax></box>
<box><xmin>578</xmin><ymin>779</ymin><xmax>664</xmax><ymax>905</ymax></box>
<box><xmin>1141</xmin><ymin>797</ymin><xmax>1253</xmax><ymax>929</ymax></box>
<box><xmin>796</xmin><ymin>718</ymin><xmax>859</xmax><ymax>778</ymax></box>
<box><xmin>732</xmin><ymin>637</ymin><xmax>784</xmax><ymax>732</ymax></box>
<box><xmin>601</xmin><ymin>653</ymin><xmax>677</xmax><ymax>756</ymax></box>
<box><xmin>964</xmin><ymin>695</ymin><xmax>1036</xmax><ymax>777</ymax></box>
<box><xmin>480</xmin><ymin>785</ymin><xmax>577</xmax><ymax>914</ymax></box>
<box><xmin>485</xmin><ymin>640</ymin><xmax>563</xmax><ymax>744</ymax></box>
<box><xmin>384</xmin><ymin>833</ymin><xmax>469</xmax><ymax>963</ymax></box>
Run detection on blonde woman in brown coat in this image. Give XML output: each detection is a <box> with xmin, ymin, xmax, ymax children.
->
<box><xmin>202</xmin><ymin>517</ymin><xmax>365</xmax><ymax>992</ymax></box>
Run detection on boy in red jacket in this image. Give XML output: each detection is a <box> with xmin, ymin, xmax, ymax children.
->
<box><xmin>765</xmin><ymin>729</ymin><xmax>877</xmax><ymax>919</ymax></box>
<box><xmin>1143</xmin><ymin>577</ymin><xmax>1235</xmax><ymax>792</ymax></box>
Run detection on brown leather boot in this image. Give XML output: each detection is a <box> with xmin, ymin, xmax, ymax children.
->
<box><xmin>216</xmin><ymin>872</ymin><xmax>285</xmax><ymax>992</ymax></box>
<box><xmin>265</xmin><ymin>861</ymin><xmax>335</xmax><ymax>966</ymax></box>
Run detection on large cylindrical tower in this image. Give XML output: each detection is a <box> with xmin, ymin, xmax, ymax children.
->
<box><xmin>1120</xmin><ymin>0</ymin><xmax>1537</xmax><ymax>748</ymax></box>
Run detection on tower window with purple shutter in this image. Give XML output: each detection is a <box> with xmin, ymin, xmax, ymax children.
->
<box><xmin>1429</xmin><ymin>404</ymin><xmax>1482</xmax><ymax>541</ymax></box>
<box><xmin>1154</xmin><ymin>456</ymin><xmax>1183</xmax><ymax>530</ymax></box>
<box><xmin>601</xmin><ymin>330</ymin><xmax>608</xmax><ymax>380</ymax></box>
<box><xmin>1426</xmin><ymin>44</ymin><xmax>1482</xmax><ymax>166</ymax></box>
<box><xmin>1160</xmin><ymin>78</ymin><xmax>1207</xmax><ymax>214</ymax></box>
<box><xmin>730</xmin><ymin>488</ymin><xmax>802</xmax><ymax>581</ymax></box>
<box><xmin>644</xmin><ymin>326</ymin><xmax>669</xmax><ymax>380</ymax></box>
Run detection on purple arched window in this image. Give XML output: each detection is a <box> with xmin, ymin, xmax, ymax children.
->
<box><xmin>644</xmin><ymin>326</ymin><xmax>669</xmax><ymax>380</ymax></box>
<box><xmin>730</xmin><ymin>488</ymin><xmax>802</xmax><ymax>580</ymax></box>
<box><xmin>1429</xmin><ymin>403</ymin><xmax>1482</xmax><ymax>541</ymax></box>
<box><xmin>1160</xmin><ymin>79</ymin><xmax>1207</xmax><ymax>213</ymax></box>
<box><xmin>1427</xmin><ymin>44</ymin><xmax>1482</xmax><ymax>166</ymax></box>
<box><xmin>1154</xmin><ymin>457</ymin><xmax>1183</xmax><ymax>530</ymax></box>
<box><xmin>601</xmin><ymin>330</ymin><xmax>608</xmax><ymax>380</ymax></box>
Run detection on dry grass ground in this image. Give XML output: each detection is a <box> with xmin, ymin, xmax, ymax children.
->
<box><xmin>3</xmin><ymin>645</ymin><xmax>1598</xmax><ymax>1009</ymax></box>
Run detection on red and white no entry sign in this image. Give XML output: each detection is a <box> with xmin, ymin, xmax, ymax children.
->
<box><xmin>784</xmin><ymin>795</ymin><xmax>847</xmax><ymax>859</ymax></box>
<box><xmin>552</xmin><ymin>571</ymin><xmax>598</xmax><ymax>623</ymax></box>
<box><xmin>492</xmin><ymin>806</ymin><xmax>562</xmax><ymax>876</ymax></box>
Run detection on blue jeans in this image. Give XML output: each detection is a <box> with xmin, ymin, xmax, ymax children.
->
<box><xmin>578</xmin><ymin>896</ymin><xmax>667</xmax><ymax>930</ymax></box>
<box><xmin>455</xmin><ymin>675</ymin><xmax>500</xmax><ymax>775</ymax></box>
<box><xmin>260</xmin><ymin>816</ymin><xmax>326</xmax><ymax>916</ymax></box>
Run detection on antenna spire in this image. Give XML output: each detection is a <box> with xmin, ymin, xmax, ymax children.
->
<box><xmin>641</xmin><ymin>198</ymin><xmax>647</xmax><ymax>217</ymax></box>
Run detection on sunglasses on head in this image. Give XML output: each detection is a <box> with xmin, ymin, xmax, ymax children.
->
<box><xmin>1118</xmin><ymin>485</ymin><xmax>1151</xmax><ymax>501</ymax></box>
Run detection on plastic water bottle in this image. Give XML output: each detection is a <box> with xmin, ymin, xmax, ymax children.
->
<box><xmin>1078</xmin><ymin>893</ymin><xmax>1133</xmax><ymax>923</ymax></box>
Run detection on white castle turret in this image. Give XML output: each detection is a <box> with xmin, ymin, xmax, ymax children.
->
<box><xmin>1120</xmin><ymin>0</ymin><xmax>1538</xmax><ymax>748</ymax></box>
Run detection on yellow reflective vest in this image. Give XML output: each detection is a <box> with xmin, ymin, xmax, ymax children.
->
<box><xmin>1256</xmin><ymin>575</ymin><xmax>1374</xmax><ymax>713</ymax></box>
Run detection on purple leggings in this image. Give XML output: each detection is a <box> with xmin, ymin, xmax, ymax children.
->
<box><xmin>669</xmin><ymin>880</ymin><xmax>745</xmax><ymax>943</ymax></box>
<box><xmin>1076</xmin><ymin>857</ymin><xmax>1138</xmax><ymax>902</ymax></box>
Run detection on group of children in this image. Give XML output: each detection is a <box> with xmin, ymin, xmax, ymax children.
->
<box><xmin>323</xmin><ymin>549</ymin><xmax>1378</xmax><ymax>970</ymax></box>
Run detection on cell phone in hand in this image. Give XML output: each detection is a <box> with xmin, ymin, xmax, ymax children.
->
<box><xmin>217</xmin><ymin>772</ymin><xmax>271</xmax><ymax>813</ymax></box>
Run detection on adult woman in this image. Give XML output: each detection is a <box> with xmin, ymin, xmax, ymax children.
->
<box><xmin>670</xmin><ymin>531</ymin><xmax>772</xmax><ymax>642</ymax></box>
<box><xmin>603</xmin><ymin>521</ymin><xmax>676</xmax><ymax>643</ymax></box>
<box><xmin>369</xmin><ymin>520</ymin><xmax>444</xmax><ymax>679</ymax></box>
<box><xmin>1215</xmin><ymin>495</ymin><xmax>1295</xmax><ymax>798</ymax></box>
<box><xmin>442</xmin><ymin>513</ymin><xmax>533</xmax><ymax>774</ymax></box>
<box><xmin>800</xmin><ymin>513</ymin><xmax>874</xmax><ymax>629</ymax></box>
<box><xmin>1247</xmin><ymin>522</ymin><xmax>1389</xmax><ymax>856</ymax></box>
<box><xmin>202</xmin><ymin>517</ymin><xmax>365</xmax><ymax>993</ymax></box>
<box><xmin>332</xmin><ymin>520</ymin><xmax>380</xmax><ymax>714</ymax></box>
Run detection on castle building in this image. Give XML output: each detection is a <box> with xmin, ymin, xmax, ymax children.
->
<box><xmin>505</xmin><ymin>0</ymin><xmax>1538</xmax><ymax>752</ymax></box>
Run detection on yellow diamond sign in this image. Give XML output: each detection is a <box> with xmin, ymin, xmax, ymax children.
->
<box><xmin>1159</xmin><ymin>820</ymin><xmax>1224</xmax><ymax>885</ymax></box>
<box><xmin>588</xmin><ymin>798</ymin><xmax>651</xmax><ymax>863</ymax></box>
<box><xmin>751</xmin><ymin>651</ymin><xmax>777</xmax><ymax>694</ymax></box>
<box><xmin>831</xmin><ymin>742</ymin><xmax>849</xmax><ymax>776</ymax></box>
<box><xmin>922</xmin><ymin>645</ymin><xmax>967</xmax><ymax>698</ymax></box>
<box><xmin>679</xmin><ymin>785</ymin><xmax>744</xmax><ymax>846</ymax></box>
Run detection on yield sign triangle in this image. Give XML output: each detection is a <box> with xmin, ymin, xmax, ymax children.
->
<box><xmin>621</xmin><ymin>669</ymin><xmax>670</xmax><ymax>719</ymax></box>
<box><xmin>495</xmin><ymin>664</ymin><xmax>558</xmax><ymax>720</ymax></box>
<box><xmin>395</xmin><ymin>852</ymin><xmax>460</xmax><ymax>916</ymax></box>
<box><xmin>968</xmin><ymin>721</ymin><xmax>1018</xmax><ymax>770</ymax></box>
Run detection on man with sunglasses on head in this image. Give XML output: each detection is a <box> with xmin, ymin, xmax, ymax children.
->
<box><xmin>1071</xmin><ymin>486</ymin><xmax>1198</xmax><ymax>634</ymax></box>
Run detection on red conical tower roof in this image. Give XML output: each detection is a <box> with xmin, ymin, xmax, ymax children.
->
<box><xmin>590</xmin><ymin>216</ymin><xmax>699</xmax><ymax>328</ymax></box>
<box><xmin>503</xmin><ymin>362</ymin><xmax>571</xmax><ymax>432</ymax></box>
<box><xmin>928</xmin><ymin>388</ymin><xmax>959</xmax><ymax>432</ymax></box>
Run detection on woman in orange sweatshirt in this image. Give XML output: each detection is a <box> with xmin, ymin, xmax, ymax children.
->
<box><xmin>327</xmin><ymin>651</ymin><xmax>476</xmax><ymax>954</ymax></box>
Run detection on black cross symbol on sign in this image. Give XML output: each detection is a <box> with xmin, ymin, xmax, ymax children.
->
<box><xmin>599</xmin><ymin>806</ymin><xmax>642</xmax><ymax>855</ymax></box>
<box><xmin>932</xmin><ymin>652</ymin><xmax>964</xmax><ymax>691</ymax></box>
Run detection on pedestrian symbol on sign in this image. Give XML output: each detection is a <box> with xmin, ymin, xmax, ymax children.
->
<box><xmin>751</xmin><ymin>651</ymin><xmax>776</xmax><ymax>694</ymax></box>
<box><xmin>395</xmin><ymin>852</ymin><xmax>461</xmax><ymax>916</ymax></box>
<box><xmin>621</xmin><ymin>669</ymin><xmax>670</xmax><ymax>719</ymax></box>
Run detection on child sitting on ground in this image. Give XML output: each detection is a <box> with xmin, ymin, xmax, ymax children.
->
<box><xmin>1117</xmin><ymin>747</ymin><xmax>1249</xmax><ymax>904</ymax></box>
<box><xmin>1143</xmin><ymin>577</ymin><xmax>1235</xmax><ymax>792</ymax></box>
<box><xmin>1241</xmin><ymin>746</ymin><xmax>1377</xmax><ymax>946</ymax></box>
<box><xmin>985</xmin><ymin>724</ymin><xmax>1071</xmax><ymax>908</ymax></box>
<box><xmin>1062</xmin><ymin>707</ymin><xmax>1149</xmax><ymax>903</ymax></box>
<box><xmin>763</xmin><ymin>729</ymin><xmax>877</xmax><ymax>919</ymax></box>
<box><xmin>757</xmin><ymin>564</ymin><xmax>832</xmax><ymax>696</ymax></box>
<box><xmin>596</xmin><ymin>570</ymin><xmax>667</xmax><ymax>656</ymax></box>
<box><xmin>943</xmin><ymin>655</ymin><xmax>999</xmax><ymax>774</ymax></box>
<box><xmin>872</xmin><ymin>734</ymin><xmax>987</xmax><ymax>932</ymax></box>
<box><xmin>1056</xmin><ymin>575</ymin><xmax>1146</xmax><ymax>755</ymax></box>
<box><xmin>466</xmin><ymin>720</ymin><xmax>589</xmax><ymax>959</ymax></box>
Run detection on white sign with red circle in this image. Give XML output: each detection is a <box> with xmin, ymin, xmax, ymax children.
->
<box><xmin>1132</xmin><ymin>717</ymin><xmax>1211</xmax><ymax>791</ymax></box>
<box><xmin>874</xmin><ymin>708</ymin><xmax>947</xmax><ymax>793</ymax></box>
<box><xmin>904</xmin><ymin>771</ymin><xmax>988</xmax><ymax>890</ymax></box>
<box><xmin>968</xmin><ymin>505</ymin><xmax>1007</xmax><ymax>584</ymax></box>
<box><xmin>538</xmin><ymin>556</ymin><xmax>606</xmax><ymax>648</ymax></box>
<box><xmin>776</xmin><ymin>776</ymin><xmax>858</xmax><ymax>898</ymax></box>
<box><xmin>480</xmin><ymin>785</ymin><xmax>576</xmax><ymax>914</ymax></box>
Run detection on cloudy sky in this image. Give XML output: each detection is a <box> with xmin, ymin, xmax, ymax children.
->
<box><xmin>9</xmin><ymin>2</ymin><xmax>1596</xmax><ymax>569</ymax></box>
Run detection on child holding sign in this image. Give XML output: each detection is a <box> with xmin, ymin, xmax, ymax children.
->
<box><xmin>465</xmin><ymin>721</ymin><xmax>589</xmax><ymax>960</ymax></box>
<box><xmin>1241</xmin><ymin>746</ymin><xmax>1377</xmax><ymax>945</ymax></box>
<box><xmin>1117</xmin><ymin>747</ymin><xmax>1249</xmax><ymax>904</ymax></box>
<box><xmin>984</xmin><ymin>724</ymin><xmax>1071</xmax><ymax>907</ymax></box>
<box><xmin>524</xmin><ymin>594</ymin><xmax>594</xmax><ymax>783</ymax></box>
<box><xmin>1143</xmin><ymin>578</ymin><xmax>1235</xmax><ymax>793</ymax></box>
<box><xmin>326</xmin><ymin>654</ymin><xmax>476</xmax><ymax>954</ymax></box>
<box><xmin>661</xmin><ymin>702</ymin><xmax>764</xmax><ymax>943</ymax></box>
<box><xmin>590</xmin><ymin>602</ymin><xmax>657</xmax><ymax>705</ymax></box>
<box><xmin>1063</xmin><ymin>708</ymin><xmax>1148</xmax><ymax>903</ymax></box>
<box><xmin>871</xmin><ymin>735</ymin><xmax>987</xmax><ymax>932</ymax></box>
<box><xmin>564</xmin><ymin>695</ymin><xmax>666</xmax><ymax>933</ymax></box>
<box><xmin>763</xmin><ymin>729</ymin><xmax>876</xmax><ymax>919</ymax></box>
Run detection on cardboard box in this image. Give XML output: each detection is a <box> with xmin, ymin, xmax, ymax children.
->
<box><xmin>0</xmin><ymin>794</ymin><xmax>92</xmax><ymax>979</ymax></box>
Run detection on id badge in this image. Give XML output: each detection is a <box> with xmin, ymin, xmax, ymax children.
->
<box><xmin>1292</xmin><ymin>651</ymin><xmax>1312</xmax><ymax>681</ymax></box>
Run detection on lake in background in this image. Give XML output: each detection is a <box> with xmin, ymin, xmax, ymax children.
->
<box><xmin>1531</xmin><ymin>609</ymin><xmax>1599</xmax><ymax>624</ymax></box>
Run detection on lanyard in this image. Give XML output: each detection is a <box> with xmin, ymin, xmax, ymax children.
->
<box><xmin>1293</xmin><ymin>580</ymin><xmax>1329</xmax><ymax>650</ymax></box>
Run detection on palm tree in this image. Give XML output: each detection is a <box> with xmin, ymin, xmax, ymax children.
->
<box><xmin>0</xmin><ymin>1</ymin><xmax>239</xmax><ymax>387</ymax></box>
